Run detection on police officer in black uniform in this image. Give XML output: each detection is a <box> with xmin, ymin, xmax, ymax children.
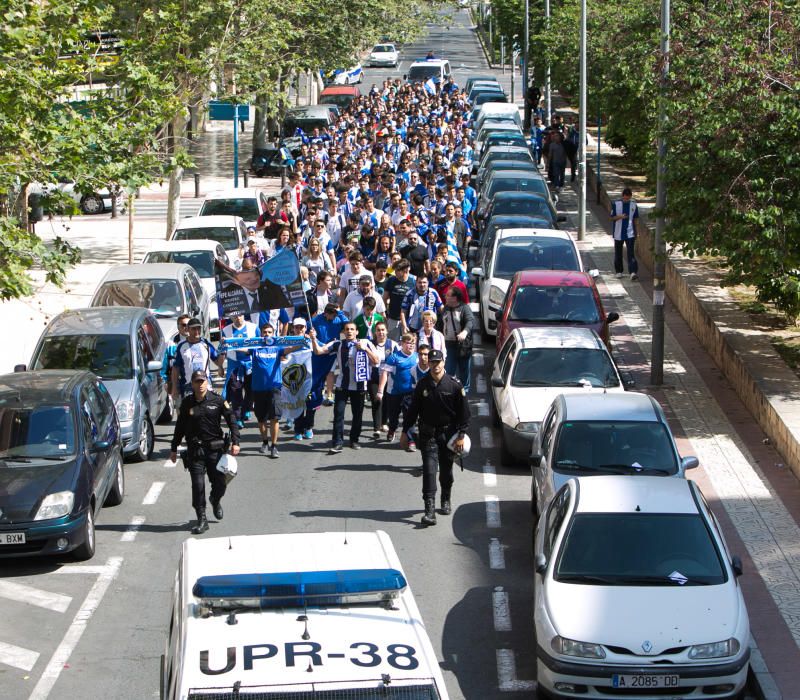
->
<box><xmin>402</xmin><ymin>349</ymin><xmax>470</xmax><ymax>526</ymax></box>
<box><xmin>170</xmin><ymin>370</ymin><xmax>240</xmax><ymax>534</ymax></box>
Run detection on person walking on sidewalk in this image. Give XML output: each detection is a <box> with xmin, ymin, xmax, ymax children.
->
<box><xmin>610</xmin><ymin>187</ymin><xmax>640</xmax><ymax>281</ymax></box>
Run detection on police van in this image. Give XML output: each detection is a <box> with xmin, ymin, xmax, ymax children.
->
<box><xmin>161</xmin><ymin>530</ymin><xmax>450</xmax><ymax>699</ymax></box>
<box><xmin>404</xmin><ymin>59</ymin><xmax>452</xmax><ymax>85</ymax></box>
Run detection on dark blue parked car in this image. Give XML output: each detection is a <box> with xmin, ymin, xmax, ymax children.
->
<box><xmin>0</xmin><ymin>370</ymin><xmax>123</xmax><ymax>560</ymax></box>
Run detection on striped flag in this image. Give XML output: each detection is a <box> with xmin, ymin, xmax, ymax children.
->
<box><xmin>424</xmin><ymin>78</ymin><xmax>438</xmax><ymax>95</ymax></box>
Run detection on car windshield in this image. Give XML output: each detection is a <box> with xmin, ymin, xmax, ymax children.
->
<box><xmin>93</xmin><ymin>279</ymin><xmax>183</xmax><ymax>317</ymax></box>
<box><xmin>145</xmin><ymin>250</ymin><xmax>216</xmax><ymax>278</ymax></box>
<box><xmin>0</xmin><ymin>404</ymin><xmax>76</xmax><ymax>460</ymax></box>
<box><xmin>320</xmin><ymin>94</ymin><xmax>354</xmax><ymax>108</ymax></box>
<box><xmin>482</xmin><ymin>152</ymin><xmax>532</xmax><ymax>169</ymax></box>
<box><xmin>475</xmin><ymin>92</ymin><xmax>508</xmax><ymax>105</ymax></box>
<box><xmin>510</xmin><ymin>285</ymin><xmax>600</xmax><ymax>322</ymax></box>
<box><xmin>33</xmin><ymin>334</ymin><xmax>134</xmax><ymax>380</ymax></box>
<box><xmin>485</xmin><ymin>176</ymin><xmax>546</xmax><ymax>200</ymax></box>
<box><xmin>199</xmin><ymin>198</ymin><xmax>259</xmax><ymax>220</ymax></box>
<box><xmin>174</xmin><ymin>225</ymin><xmax>240</xmax><ymax>249</ymax></box>
<box><xmin>493</xmin><ymin>238</ymin><xmax>578</xmax><ymax>278</ymax></box>
<box><xmin>553</xmin><ymin>420</ymin><xmax>679</xmax><ymax>474</ymax></box>
<box><xmin>408</xmin><ymin>64</ymin><xmax>442</xmax><ymax>81</ymax></box>
<box><xmin>512</xmin><ymin>348</ymin><xmax>618</xmax><ymax>388</ymax></box>
<box><xmin>493</xmin><ymin>197</ymin><xmax>553</xmax><ymax>221</ymax></box>
<box><xmin>556</xmin><ymin>513</ymin><xmax>726</xmax><ymax>586</ymax></box>
<box><xmin>373</xmin><ymin>44</ymin><xmax>394</xmax><ymax>52</ymax></box>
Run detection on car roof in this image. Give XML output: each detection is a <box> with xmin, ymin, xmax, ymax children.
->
<box><xmin>513</xmin><ymin>326</ymin><xmax>604</xmax><ymax>350</ymax></box>
<box><xmin>145</xmin><ymin>239</ymin><xmax>223</xmax><ymax>253</ymax></box>
<box><xmin>320</xmin><ymin>85</ymin><xmax>360</xmax><ymax>95</ymax></box>
<box><xmin>0</xmin><ymin>370</ymin><xmax>92</xmax><ymax>402</ymax></box>
<box><xmin>497</xmin><ymin>227</ymin><xmax>569</xmax><ymax>241</ymax></box>
<box><xmin>561</xmin><ymin>391</ymin><xmax>659</xmax><ymax>422</ymax></box>
<box><xmin>44</xmin><ymin>307</ymin><xmax>148</xmax><ymax>336</ymax></box>
<box><xmin>573</xmin><ymin>475</ymin><xmax>698</xmax><ymax>515</ymax></box>
<box><xmin>492</xmin><ymin>191</ymin><xmax>545</xmax><ymax>203</ymax></box>
<box><xmin>409</xmin><ymin>59</ymin><xmax>449</xmax><ymax>67</ymax></box>
<box><xmin>514</xmin><ymin>269</ymin><xmax>593</xmax><ymax>286</ymax></box>
<box><xmin>486</xmin><ymin>169</ymin><xmax>544</xmax><ymax>181</ymax></box>
<box><xmin>99</xmin><ymin>263</ymin><xmax>191</xmax><ymax>281</ymax></box>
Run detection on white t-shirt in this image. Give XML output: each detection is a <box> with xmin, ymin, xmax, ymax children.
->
<box><xmin>339</xmin><ymin>267</ymin><xmax>374</xmax><ymax>295</ymax></box>
<box><xmin>342</xmin><ymin>289</ymin><xmax>386</xmax><ymax>319</ymax></box>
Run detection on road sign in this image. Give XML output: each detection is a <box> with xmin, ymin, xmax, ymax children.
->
<box><xmin>208</xmin><ymin>101</ymin><xmax>250</xmax><ymax>122</ymax></box>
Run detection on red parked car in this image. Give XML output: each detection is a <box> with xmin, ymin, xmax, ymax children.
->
<box><xmin>495</xmin><ymin>270</ymin><xmax>619</xmax><ymax>350</ymax></box>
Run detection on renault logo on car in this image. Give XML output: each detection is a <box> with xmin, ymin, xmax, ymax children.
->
<box><xmin>641</xmin><ymin>640</ymin><xmax>653</xmax><ymax>653</ymax></box>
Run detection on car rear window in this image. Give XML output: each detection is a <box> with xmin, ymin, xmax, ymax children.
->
<box><xmin>33</xmin><ymin>334</ymin><xmax>134</xmax><ymax>380</ymax></box>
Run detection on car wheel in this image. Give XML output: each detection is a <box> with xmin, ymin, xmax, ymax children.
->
<box><xmin>156</xmin><ymin>396</ymin><xmax>173</xmax><ymax>425</ymax></box>
<box><xmin>73</xmin><ymin>507</ymin><xmax>96</xmax><ymax>561</ymax></box>
<box><xmin>104</xmin><ymin>457</ymin><xmax>125</xmax><ymax>507</ymax></box>
<box><xmin>500</xmin><ymin>434</ymin><xmax>516</xmax><ymax>467</ymax></box>
<box><xmin>131</xmin><ymin>414</ymin><xmax>154</xmax><ymax>462</ymax></box>
<box><xmin>80</xmin><ymin>194</ymin><xmax>104</xmax><ymax>215</ymax></box>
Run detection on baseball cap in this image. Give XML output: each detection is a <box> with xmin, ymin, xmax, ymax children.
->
<box><xmin>186</xmin><ymin>317</ymin><xmax>202</xmax><ymax>328</ymax></box>
<box><xmin>429</xmin><ymin>349</ymin><xmax>445</xmax><ymax>363</ymax></box>
<box><xmin>291</xmin><ymin>317</ymin><xmax>307</xmax><ymax>329</ymax></box>
<box><xmin>190</xmin><ymin>370</ymin><xmax>207</xmax><ymax>382</ymax></box>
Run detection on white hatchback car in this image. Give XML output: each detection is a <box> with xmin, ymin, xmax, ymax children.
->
<box><xmin>472</xmin><ymin>228</ymin><xmax>583</xmax><ymax>339</ymax></box>
<box><xmin>170</xmin><ymin>215</ymin><xmax>247</xmax><ymax>271</ymax></box>
<box><xmin>491</xmin><ymin>327</ymin><xmax>625</xmax><ymax>466</ymax></box>
<box><xmin>368</xmin><ymin>43</ymin><xmax>399</xmax><ymax>67</ymax></box>
<box><xmin>534</xmin><ymin>475</ymin><xmax>750</xmax><ymax>698</ymax></box>
<box><xmin>197</xmin><ymin>188</ymin><xmax>269</xmax><ymax>228</ymax></box>
<box><xmin>332</xmin><ymin>63</ymin><xmax>363</xmax><ymax>85</ymax></box>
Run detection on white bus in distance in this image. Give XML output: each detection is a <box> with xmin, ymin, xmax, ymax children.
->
<box><xmin>161</xmin><ymin>530</ymin><xmax>450</xmax><ymax>700</ymax></box>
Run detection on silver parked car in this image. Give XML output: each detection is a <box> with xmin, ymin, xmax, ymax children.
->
<box><xmin>26</xmin><ymin>307</ymin><xmax>169</xmax><ymax>462</ymax></box>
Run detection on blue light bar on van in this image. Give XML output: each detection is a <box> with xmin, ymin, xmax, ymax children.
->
<box><xmin>193</xmin><ymin>569</ymin><xmax>407</xmax><ymax>608</ymax></box>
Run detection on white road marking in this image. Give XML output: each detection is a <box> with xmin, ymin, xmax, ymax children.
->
<box><xmin>492</xmin><ymin>587</ymin><xmax>512</xmax><ymax>631</ymax></box>
<box><xmin>496</xmin><ymin>648</ymin><xmax>537</xmax><ymax>692</ymax></box>
<box><xmin>485</xmin><ymin>495</ymin><xmax>501</xmax><ymax>528</ymax></box>
<box><xmin>474</xmin><ymin>400</ymin><xmax>490</xmax><ymax>416</ymax></box>
<box><xmin>0</xmin><ymin>580</ymin><xmax>71</xmax><ymax>613</ymax></box>
<box><xmin>475</xmin><ymin>374</ymin><xmax>487</xmax><ymax>393</ymax></box>
<box><xmin>0</xmin><ymin>641</ymin><xmax>39</xmax><ymax>672</ymax></box>
<box><xmin>489</xmin><ymin>538</ymin><xmax>506</xmax><ymax>569</ymax></box>
<box><xmin>473</xmin><ymin>353</ymin><xmax>485</xmax><ymax>367</ymax></box>
<box><xmin>473</xmin><ymin>333</ymin><xmax>482</xmax><ymax>346</ymax></box>
<box><xmin>53</xmin><ymin>565</ymin><xmax>114</xmax><ymax>576</ymax></box>
<box><xmin>480</xmin><ymin>426</ymin><xmax>495</xmax><ymax>449</ymax></box>
<box><xmin>29</xmin><ymin>556</ymin><xmax>122</xmax><ymax>700</ymax></box>
<box><xmin>120</xmin><ymin>516</ymin><xmax>146</xmax><ymax>542</ymax></box>
<box><xmin>142</xmin><ymin>481</ymin><xmax>165</xmax><ymax>505</ymax></box>
<box><xmin>162</xmin><ymin>458</ymin><xmax>176</xmax><ymax>469</ymax></box>
<box><xmin>483</xmin><ymin>461</ymin><xmax>497</xmax><ymax>487</ymax></box>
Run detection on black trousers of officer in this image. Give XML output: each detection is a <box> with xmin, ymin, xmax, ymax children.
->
<box><xmin>420</xmin><ymin>427</ymin><xmax>455</xmax><ymax>501</ymax></box>
<box><xmin>187</xmin><ymin>444</ymin><xmax>227</xmax><ymax>513</ymax></box>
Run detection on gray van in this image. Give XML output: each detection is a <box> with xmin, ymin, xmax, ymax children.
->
<box><xmin>282</xmin><ymin>105</ymin><xmax>336</xmax><ymax>137</ymax></box>
<box><xmin>26</xmin><ymin>307</ymin><xmax>169</xmax><ymax>462</ymax></box>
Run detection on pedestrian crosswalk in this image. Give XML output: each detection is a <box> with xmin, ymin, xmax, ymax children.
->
<box><xmin>128</xmin><ymin>197</ymin><xmax>203</xmax><ymax>220</ymax></box>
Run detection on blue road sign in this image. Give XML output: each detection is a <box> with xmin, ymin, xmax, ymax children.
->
<box><xmin>208</xmin><ymin>101</ymin><xmax>251</xmax><ymax>121</ymax></box>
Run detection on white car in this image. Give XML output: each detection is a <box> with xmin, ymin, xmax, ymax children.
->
<box><xmin>534</xmin><ymin>475</ymin><xmax>750</xmax><ymax>698</ymax></box>
<box><xmin>142</xmin><ymin>239</ymin><xmax>230</xmax><ymax>338</ymax></box>
<box><xmin>368</xmin><ymin>43</ymin><xmax>399</xmax><ymax>67</ymax></box>
<box><xmin>333</xmin><ymin>63</ymin><xmax>363</xmax><ymax>85</ymax></box>
<box><xmin>29</xmin><ymin>181</ymin><xmax>123</xmax><ymax>215</ymax></box>
<box><xmin>196</xmin><ymin>187</ymin><xmax>269</xmax><ymax>228</ymax></box>
<box><xmin>170</xmin><ymin>215</ymin><xmax>247</xmax><ymax>270</ymax></box>
<box><xmin>472</xmin><ymin>228</ymin><xmax>583</xmax><ymax>339</ymax></box>
<box><xmin>491</xmin><ymin>327</ymin><xmax>625</xmax><ymax>466</ymax></box>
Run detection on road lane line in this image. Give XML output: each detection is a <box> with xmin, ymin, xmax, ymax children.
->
<box><xmin>473</xmin><ymin>353</ymin><xmax>485</xmax><ymax>367</ymax></box>
<box><xmin>483</xmin><ymin>461</ymin><xmax>497</xmax><ymax>487</ymax></box>
<box><xmin>474</xmin><ymin>400</ymin><xmax>490</xmax><ymax>416</ymax></box>
<box><xmin>29</xmin><ymin>556</ymin><xmax>122</xmax><ymax>700</ymax></box>
<box><xmin>496</xmin><ymin>649</ymin><xmax>537</xmax><ymax>692</ymax></box>
<box><xmin>53</xmin><ymin>565</ymin><xmax>114</xmax><ymax>576</ymax></box>
<box><xmin>480</xmin><ymin>426</ymin><xmax>495</xmax><ymax>449</ymax></box>
<box><xmin>0</xmin><ymin>581</ymin><xmax>71</xmax><ymax>613</ymax></box>
<box><xmin>489</xmin><ymin>538</ymin><xmax>506</xmax><ymax>569</ymax></box>
<box><xmin>0</xmin><ymin>641</ymin><xmax>39</xmax><ymax>672</ymax></box>
<box><xmin>120</xmin><ymin>516</ymin><xmax>145</xmax><ymax>542</ymax></box>
<box><xmin>142</xmin><ymin>481</ymin><xmax>165</xmax><ymax>505</ymax></box>
<box><xmin>492</xmin><ymin>587</ymin><xmax>511</xmax><ymax>631</ymax></box>
<box><xmin>475</xmin><ymin>374</ymin><xmax>487</xmax><ymax>393</ymax></box>
<box><xmin>485</xmin><ymin>495</ymin><xmax>501</xmax><ymax>528</ymax></box>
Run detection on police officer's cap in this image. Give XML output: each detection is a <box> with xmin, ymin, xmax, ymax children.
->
<box><xmin>429</xmin><ymin>349</ymin><xmax>445</xmax><ymax>363</ymax></box>
<box><xmin>187</xmin><ymin>317</ymin><xmax>202</xmax><ymax>328</ymax></box>
<box><xmin>190</xmin><ymin>370</ymin><xmax>207</xmax><ymax>382</ymax></box>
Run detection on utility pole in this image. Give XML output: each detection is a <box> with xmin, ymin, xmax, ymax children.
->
<box><xmin>501</xmin><ymin>36</ymin><xmax>506</xmax><ymax>74</ymax></box>
<box><xmin>651</xmin><ymin>0</ymin><xmax>670</xmax><ymax>385</ymax></box>
<box><xmin>522</xmin><ymin>0</ymin><xmax>530</xmax><ymax>131</ymax></box>
<box><xmin>577</xmin><ymin>0</ymin><xmax>587</xmax><ymax>240</ymax></box>
<box><xmin>544</xmin><ymin>0</ymin><xmax>552</xmax><ymax>124</ymax></box>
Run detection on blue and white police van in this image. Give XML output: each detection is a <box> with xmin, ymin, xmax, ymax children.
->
<box><xmin>161</xmin><ymin>531</ymin><xmax>450</xmax><ymax>699</ymax></box>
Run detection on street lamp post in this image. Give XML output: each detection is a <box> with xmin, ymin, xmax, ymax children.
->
<box><xmin>651</xmin><ymin>0</ymin><xmax>670</xmax><ymax>385</ymax></box>
<box><xmin>577</xmin><ymin>0</ymin><xmax>587</xmax><ymax>241</ymax></box>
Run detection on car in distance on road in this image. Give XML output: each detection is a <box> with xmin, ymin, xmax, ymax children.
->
<box><xmin>142</xmin><ymin>239</ymin><xmax>230</xmax><ymax>338</ymax></box>
<box><xmin>332</xmin><ymin>63</ymin><xmax>363</xmax><ymax>85</ymax></box>
<box><xmin>477</xmin><ymin>170</ymin><xmax>556</xmax><ymax>220</ymax></box>
<box><xmin>0</xmin><ymin>370</ymin><xmax>124</xmax><ymax>560</ymax></box>
<box><xmin>531</xmin><ymin>392</ymin><xmax>699</xmax><ymax>517</ymax></box>
<box><xmin>90</xmin><ymin>263</ymin><xmax>211</xmax><ymax>344</ymax></box>
<box><xmin>197</xmin><ymin>188</ymin><xmax>269</xmax><ymax>229</ymax></box>
<box><xmin>491</xmin><ymin>327</ymin><xmax>625</xmax><ymax>466</ymax></box>
<box><xmin>495</xmin><ymin>270</ymin><xmax>618</xmax><ymax>350</ymax></box>
<box><xmin>534</xmin><ymin>475</ymin><xmax>750</xmax><ymax>698</ymax></box>
<box><xmin>170</xmin><ymin>214</ymin><xmax>247</xmax><ymax>268</ymax></box>
<box><xmin>405</xmin><ymin>58</ymin><xmax>452</xmax><ymax>83</ymax></box>
<box><xmin>162</xmin><ymin>530</ymin><xmax>450</xmax><ymax>699</ymax></box>
<box><xmin>465</xmin><ymin>74</ymin><xmax>499</xmax><ymax>94</ymax></box>
<box><xmin>27</xmin><ymin>307</ymin><xmax>169</xmax><ymax>462</ymax></box>
<box><xmin>368</xmin><ymin>43</ymin><xmax>399</xmax><ymax>67</ymax></box>
<box><xmin>319</xmin><ymin>84</ymin><xmax>361</xmax><ymax>109</ymax></box>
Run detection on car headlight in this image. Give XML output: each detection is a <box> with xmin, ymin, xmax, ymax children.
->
<box><xmin>489</xmin><ymin>285</ymin><xmax>505</xmax><ymax>308</ymax></box>
<box><xmin>515</xmin><ymin>421</ymin><xmax>540</xmax><ymax>434</ymax></box>
<box><xmin>35</xmin><ymin>491</ymin><xmax>74</xmax><ymax>520</ymax></box>
<box><xmin>688</xmin><ymin>638</ymin><xmax>740</xmax><ymax>659</ymax></box>
<box><xmin>551</xmin><ymin>636</ymin><xmax>606</xmax><ymax>659</ymax></box>
<box><xmin>116</xmin><ymin>400</ymin><xmax>135</xmax><ymax>422</ymax></box>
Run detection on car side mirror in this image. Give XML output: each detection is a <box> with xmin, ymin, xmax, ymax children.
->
<box><xmin>14</xmin><ymin>364</ymin><xmax>27</xmax><ymax>372</ymax></box>
<box><xmin>731</xmin><ymin>555</ymin><xmax>743</xmax><ymax>577</ymax></box>
<box><xmin>471</xmin><ymin>267</ymin><xmax>484</xmax><ymax>277</ymax></box>
<box><xmin>146</xmin><ymin>360</ymin><xmax>163</xmax><ymax>373</ymax></box>
<box><xmin>606</xmin><ymin>311</ymin><xmax>620</xmax><ymax>324</ymax></box>
<box><xmin>681</xmin><ymin>455</ymin><xmax>699</xmax><ymax>471</ymax></box>
<box><xmin>92</xmin><ymin>440</ymin><xmax>110</xmax><ymax>451</ymax></box>
<box><xmin>535</xmin><ymin>553</ymin><xmax>547</xmax><ymax>574</ymax></box>
<box><xmin>491</xmin><ymin>376</ymin><xmax>504</xmax><ymax>388</ymax></box>
<box><xmin>557</xmin><ymin>214</ymin><xmax>567</xmax><ymax>222</ymax></box>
